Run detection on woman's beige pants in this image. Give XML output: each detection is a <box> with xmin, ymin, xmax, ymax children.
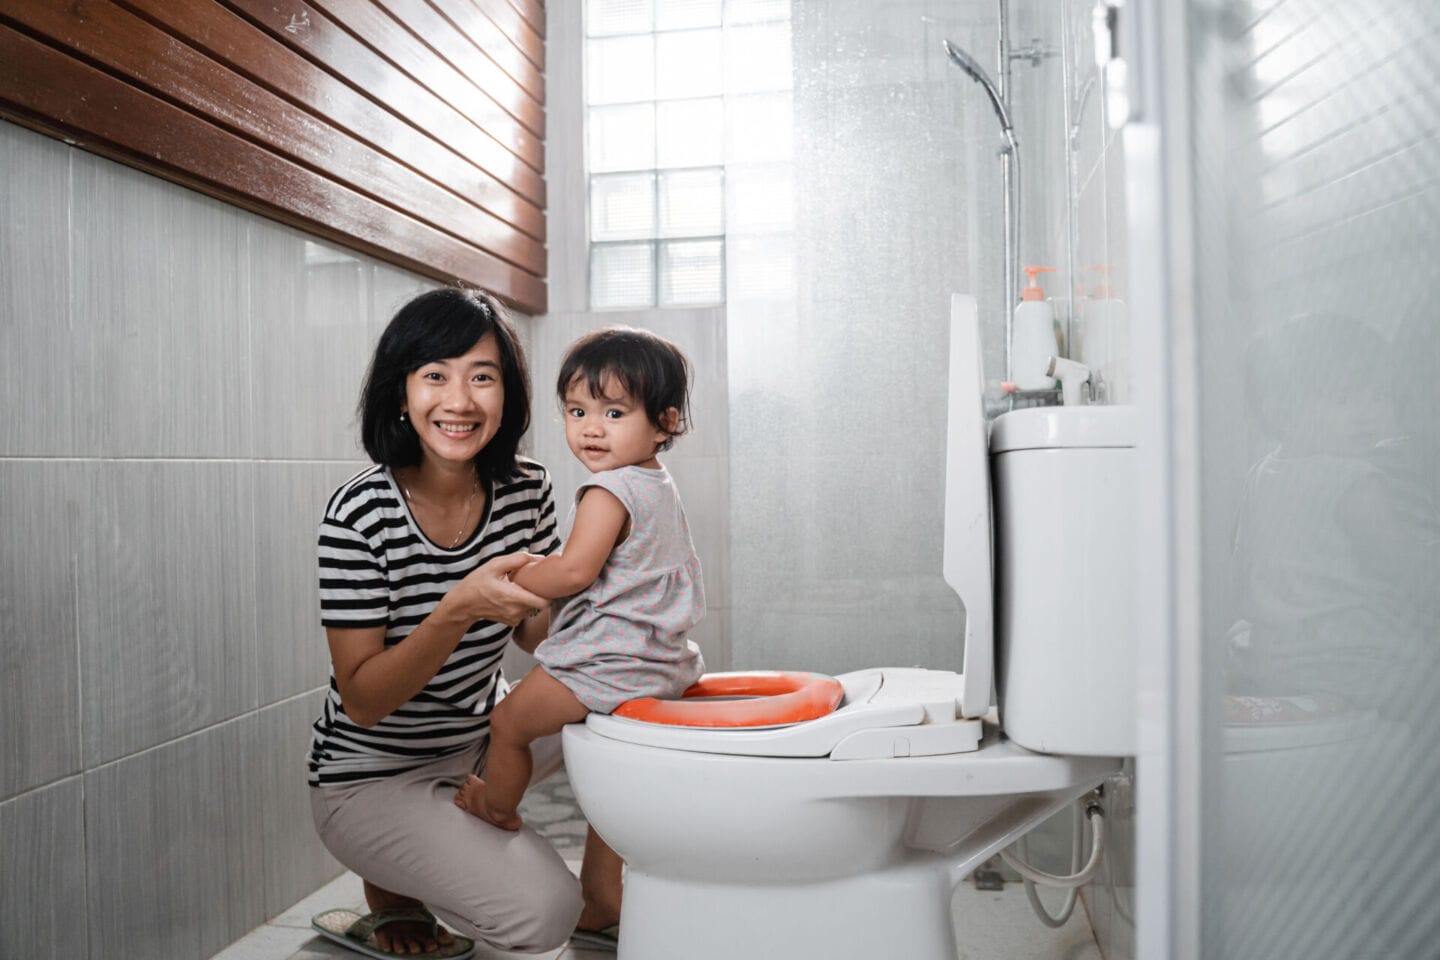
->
<box><xmin>310</xmin><ymin>733</ymin><xmax>582</xmax><ymax>957</ymax></box>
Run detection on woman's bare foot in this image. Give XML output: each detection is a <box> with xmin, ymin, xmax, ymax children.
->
<box><xmin>362</xmin><ymin>879</ymin><xmax>457</xmax><ymax>955</ymax></box>
<box><xmin>454</xmin><ymin>774</ymin><xmax>523</xmax><ymax>831</ymax></box>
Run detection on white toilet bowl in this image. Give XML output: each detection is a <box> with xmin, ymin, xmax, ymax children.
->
<box><xmin>561</xmin><ymin>298</ymin><xmax>1136</xmax><ymax>959</ymax></box>
<box><xmin>565</xmin><ymin>670</ymin><xmax>1119</xmax><ymax>960</ymax></box>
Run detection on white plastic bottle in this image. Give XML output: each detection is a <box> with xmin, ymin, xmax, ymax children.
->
<box><xmin>1010</xmin><ymin>265</ymin><xmax>1059</xmax><ymax>390</ymax></box>
<box><xmin>1077</xmin><ymin>265</ymin><xmax>1130</xmax><ymax>403</ymax></box>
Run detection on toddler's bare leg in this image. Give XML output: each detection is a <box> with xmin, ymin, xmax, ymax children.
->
<box><xmin>577</xmin><ymin>826</ymin><xmax>624</xmax><ymax>934</ymax></box>
<box><xmin>454</xmin><ymin>667</ymin><xmax>589</xmax><ymax>830</ymax></box>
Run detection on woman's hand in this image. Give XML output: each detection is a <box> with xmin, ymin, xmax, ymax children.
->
<box><xmin>440</xmin><ymin>552</ymin><xmax>549</xmax><ymax>627</ymax></box>
<box><xmin>329</xmin><ymin>553</ymin><xmax>548</xmax><ymax>727</ymax></box>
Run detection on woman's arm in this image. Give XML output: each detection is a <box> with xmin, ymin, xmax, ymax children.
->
<box><xmin>512</xmin><ymin>486</ymin><xmax>629</xmax><ymax>600</ymax></box>
<box><xmin>329</xmin><ymin>552</ymin><xmax>546</xmax><ymax>726</ymax></box>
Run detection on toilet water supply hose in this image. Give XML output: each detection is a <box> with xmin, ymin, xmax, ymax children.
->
<box><xmin>999</xmin><ymin>797</ymin><xmax>1107</xmax><ymax>928</ymax></box>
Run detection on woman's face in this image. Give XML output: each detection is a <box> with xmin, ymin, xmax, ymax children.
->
<box><xmin>402</xmin><ymin>334</ymin><xmax>505</xmax><ymax>471</ymax></box>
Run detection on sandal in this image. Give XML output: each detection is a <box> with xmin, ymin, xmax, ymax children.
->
<box><xmin>311</xmin><ymin>906</ymin><xmax>475</xmax><ymax>959</ymax></box>
<box><xmin>569</xmin><ymin>922</ymin><xmax>620</xmax><ymax>952</ymax></box>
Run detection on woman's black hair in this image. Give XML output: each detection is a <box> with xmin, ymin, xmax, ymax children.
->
<box><xmin>557</xmin><ymin>326</ymin><xmax>692</xmax><ymax>452</ymax></box>
<box><xmin>359</xmin><ymin>287</ymin><xmax>531</xmax><ymax>480</ymax></box>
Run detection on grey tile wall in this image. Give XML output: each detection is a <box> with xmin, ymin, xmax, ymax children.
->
<box><xmin>256</xmin><ymin>691</ymin><xmax>340</xmax><ymax>918</ymax></box>
<box><xmin>0</xmin><ymin>117</ymin><xmax>389</xmax><ymax>958</ymax></box>
<box><xmin>253</xmin><ymin>461</ymin><xmax>368</xmax><ymax>705</ymax></box>
<box><xmin>70</xmin><ymin>152</ymin><xmax>253</xmax><ymax>459</ymax></box>
<box><xmin>76</xmin><ymin>460</ymin><xmax>260</xmax><ymax>765</ymax></box>
<box><xmin>0</xmin><ymin>778</ymin><xmax>89</xmax><ymax>959</ymax></box>
<box><xmin>246</xmin><ymin>225</ymin><xmax>373</xmax><ymax>462</ymax></box>
<box><xmin>84</xmin><ymin>719</ymin><xmax>266</xmax><ymax>960</ymax></box>
<box><xmin>0</xmin><ymin>126</ymin><xmax>73</xmax><ymax>456</ymax></box>
<box><xmin>0</xmin><ymin>460</ymin><xmax>83</xmax><ymax>798</ymax></box>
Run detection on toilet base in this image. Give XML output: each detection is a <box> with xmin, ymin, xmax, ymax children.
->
<box><xmin>615</xmin><ymin>855</ymin><xmax>964</xmax><ymax>960</ymax></box>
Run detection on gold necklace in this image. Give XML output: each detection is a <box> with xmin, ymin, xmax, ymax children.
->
<box><xmin>402</xmin><ymin>475</ymin><xmax>480</xmax><ymax>548</ymax></box>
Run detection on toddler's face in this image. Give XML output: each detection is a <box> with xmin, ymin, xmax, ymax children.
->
<box><xmin>562</xmin><ymin>374</ymin><xmax>667</xmax><ymax>473</ymax></box>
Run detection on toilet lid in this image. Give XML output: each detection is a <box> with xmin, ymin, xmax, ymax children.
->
<box><xmin>613</xmin><ymin>672</ymin><xmax>845</xmax><ymax>728</ymax></box>
<box><xmin>586</xmin><ymin>668</ymin><xmax>985</xmax><ymax>759</ymax></box>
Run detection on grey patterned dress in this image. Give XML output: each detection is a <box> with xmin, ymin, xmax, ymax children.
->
<box><xmin>534</xmin><ymin>465</ymin><xmax>706</xmax><ymax>713</ymax></box>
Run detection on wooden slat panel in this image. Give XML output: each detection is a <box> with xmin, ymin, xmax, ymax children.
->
<box><xmin>5</xmin><ymin>0</ymin><xmax>544</xmax><ymax>274</ymax></box>
<box><xmin>507</xmin><ymin>0</ymin><xmax>545</xmax><ymax>36</ymax></box>
<box><xmin>224</xmin><ymin>0</ymin><xmax>544</xmax><ymax>204</ymax></box>
<box><xmin>369</xmin><ymin>0</ymin><xmax>543</xmax><ymax>115</ymax></box>
<box><xmin>307</xmin><ymin>0</ymin><xmax>544</xmax><ymax>153</ymax></box>
<box><xmin>0</xmin><ymin>23</ymin><xmax>546</xmax><ymax>311</ymax></box>
<box><xmin>422</xmin><ymin>0</ymin><xmax>543</xmax><ymax>100</ymax></box>
<box><xmin>468</xmin><ymin>0</ymin><xmax>545</xmax><ymax>72</ymax></box>
<box><xmin>124</xmin><ymin>0</ymin><xmax>544</xmax><ymax>240</ymax></box>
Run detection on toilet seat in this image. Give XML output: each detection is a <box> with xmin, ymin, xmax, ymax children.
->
<box><xmin>613</xmin><ymin>671</ymin><xmax>845</xmax><ymax>728</ymax></box>
<box><xmin>590</xmin><ymin>668</ymin><xmax>986</xmax><ymax>759</ymax></box>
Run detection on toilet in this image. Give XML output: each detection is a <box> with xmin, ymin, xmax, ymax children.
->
<box><xmin>562</xmin><ymin>295</ymin><xmax>1134</xmax><ymax>960</ymax></box>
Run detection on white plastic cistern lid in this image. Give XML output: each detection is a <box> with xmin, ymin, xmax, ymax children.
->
<box><xmin>990</xmin><ymin>405</ymin><xmax>1135</xmax><ymax>454</ymax></box>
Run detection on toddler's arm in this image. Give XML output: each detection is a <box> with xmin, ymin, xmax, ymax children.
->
<box><xmin>512</xmin><ymin>486</ymin><xmax>629</xmax><ymax>599</ymax></box>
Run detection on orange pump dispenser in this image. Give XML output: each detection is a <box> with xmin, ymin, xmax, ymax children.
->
<box><xmin>1021</xmin><ymin>265</ymin><xmax>1056</xmax><ymax>302</ymax></box>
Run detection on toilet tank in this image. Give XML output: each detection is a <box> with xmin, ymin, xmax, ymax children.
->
<box><xmin>990</xmin><ymin>406</ymin><xmax>1136</xmax><ymax>757</ymax></box>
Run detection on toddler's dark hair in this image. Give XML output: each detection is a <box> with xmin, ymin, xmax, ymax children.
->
<box><xmin>557</xmin><ymin>326</ymin><xmax>692</xmax><ymax>452</ymax></box>
<box><xmin>359</xmin><ymin>287</ymin><xmax>532</xmax><ymax>480</ymax></box>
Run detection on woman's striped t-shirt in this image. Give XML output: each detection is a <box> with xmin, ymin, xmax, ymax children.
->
<box><xmin>308</xmin><ymin>459</ymin><xmax>558</xmax><ymax>786</ymax></box>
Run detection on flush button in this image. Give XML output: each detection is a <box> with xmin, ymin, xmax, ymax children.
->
<box><xmin>893</xmin><ymin>738</ymin><xmax>911</xmax><ymax>758</ymax></box>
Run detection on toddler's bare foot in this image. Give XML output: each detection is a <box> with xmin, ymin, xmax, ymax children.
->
<box><xmin>361</xmin><ymin>879</ymin><xmax>457</xmax><ymax>955</ymax></box>
<box><xmin>454</xmin><ymin>774</ymin><xmax>523</xmax><ymax>831</ymax></box>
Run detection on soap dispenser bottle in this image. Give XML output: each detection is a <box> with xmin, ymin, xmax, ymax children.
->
<box><xmin>1011</xmin><ymin>265</ymin><xmax>1059</xmax><ymax>390</ymax></box>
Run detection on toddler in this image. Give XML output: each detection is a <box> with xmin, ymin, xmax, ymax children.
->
<box><xmin>455</xmin><ymin>326</ymin><xmax>706</xmax><ymax>829</ymax></box>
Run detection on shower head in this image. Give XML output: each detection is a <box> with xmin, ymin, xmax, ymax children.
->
<box><xmin>942</xmin><ymin>39</ymin><xmax>990</xmax><ymax>86</ymax></box>
<box><xmin>943</xmin><ymin>39</ymin><xmax>1014</xmax><ymax>134</ymax></box>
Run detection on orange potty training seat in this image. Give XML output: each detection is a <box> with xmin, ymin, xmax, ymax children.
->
<box><xmin>613</xmin><ymin>671</ymin><xmax>845</xmax><ymax>728</ymax></box>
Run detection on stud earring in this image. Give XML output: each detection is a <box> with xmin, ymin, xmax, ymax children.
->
<box><xmin>399</xmin><ymin>412</ymin><xmax>408</xmax><ymax>422</ymax></box>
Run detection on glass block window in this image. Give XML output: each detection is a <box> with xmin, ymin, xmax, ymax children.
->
<box><xmin>586</xmin><ymin>0</ymin><xmax>791</xmax><ymax>309</ymax></box>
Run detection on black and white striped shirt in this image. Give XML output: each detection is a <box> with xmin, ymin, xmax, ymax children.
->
<box><xmin>308</xmin><ymin>459</ymin><xmax>558</xmax><ymax>786</ymax></box>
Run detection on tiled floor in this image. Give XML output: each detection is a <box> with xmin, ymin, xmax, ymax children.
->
<box><xmin>211</xmin><ymin>772</ymin><xmax>1101</xmax><ymax>960</ymax></box>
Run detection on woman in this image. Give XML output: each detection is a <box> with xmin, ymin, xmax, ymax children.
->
<box><xmin>308</xmin><ymin>288</ymin><xmax>622</xmax><ymax>958</ymax></box>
